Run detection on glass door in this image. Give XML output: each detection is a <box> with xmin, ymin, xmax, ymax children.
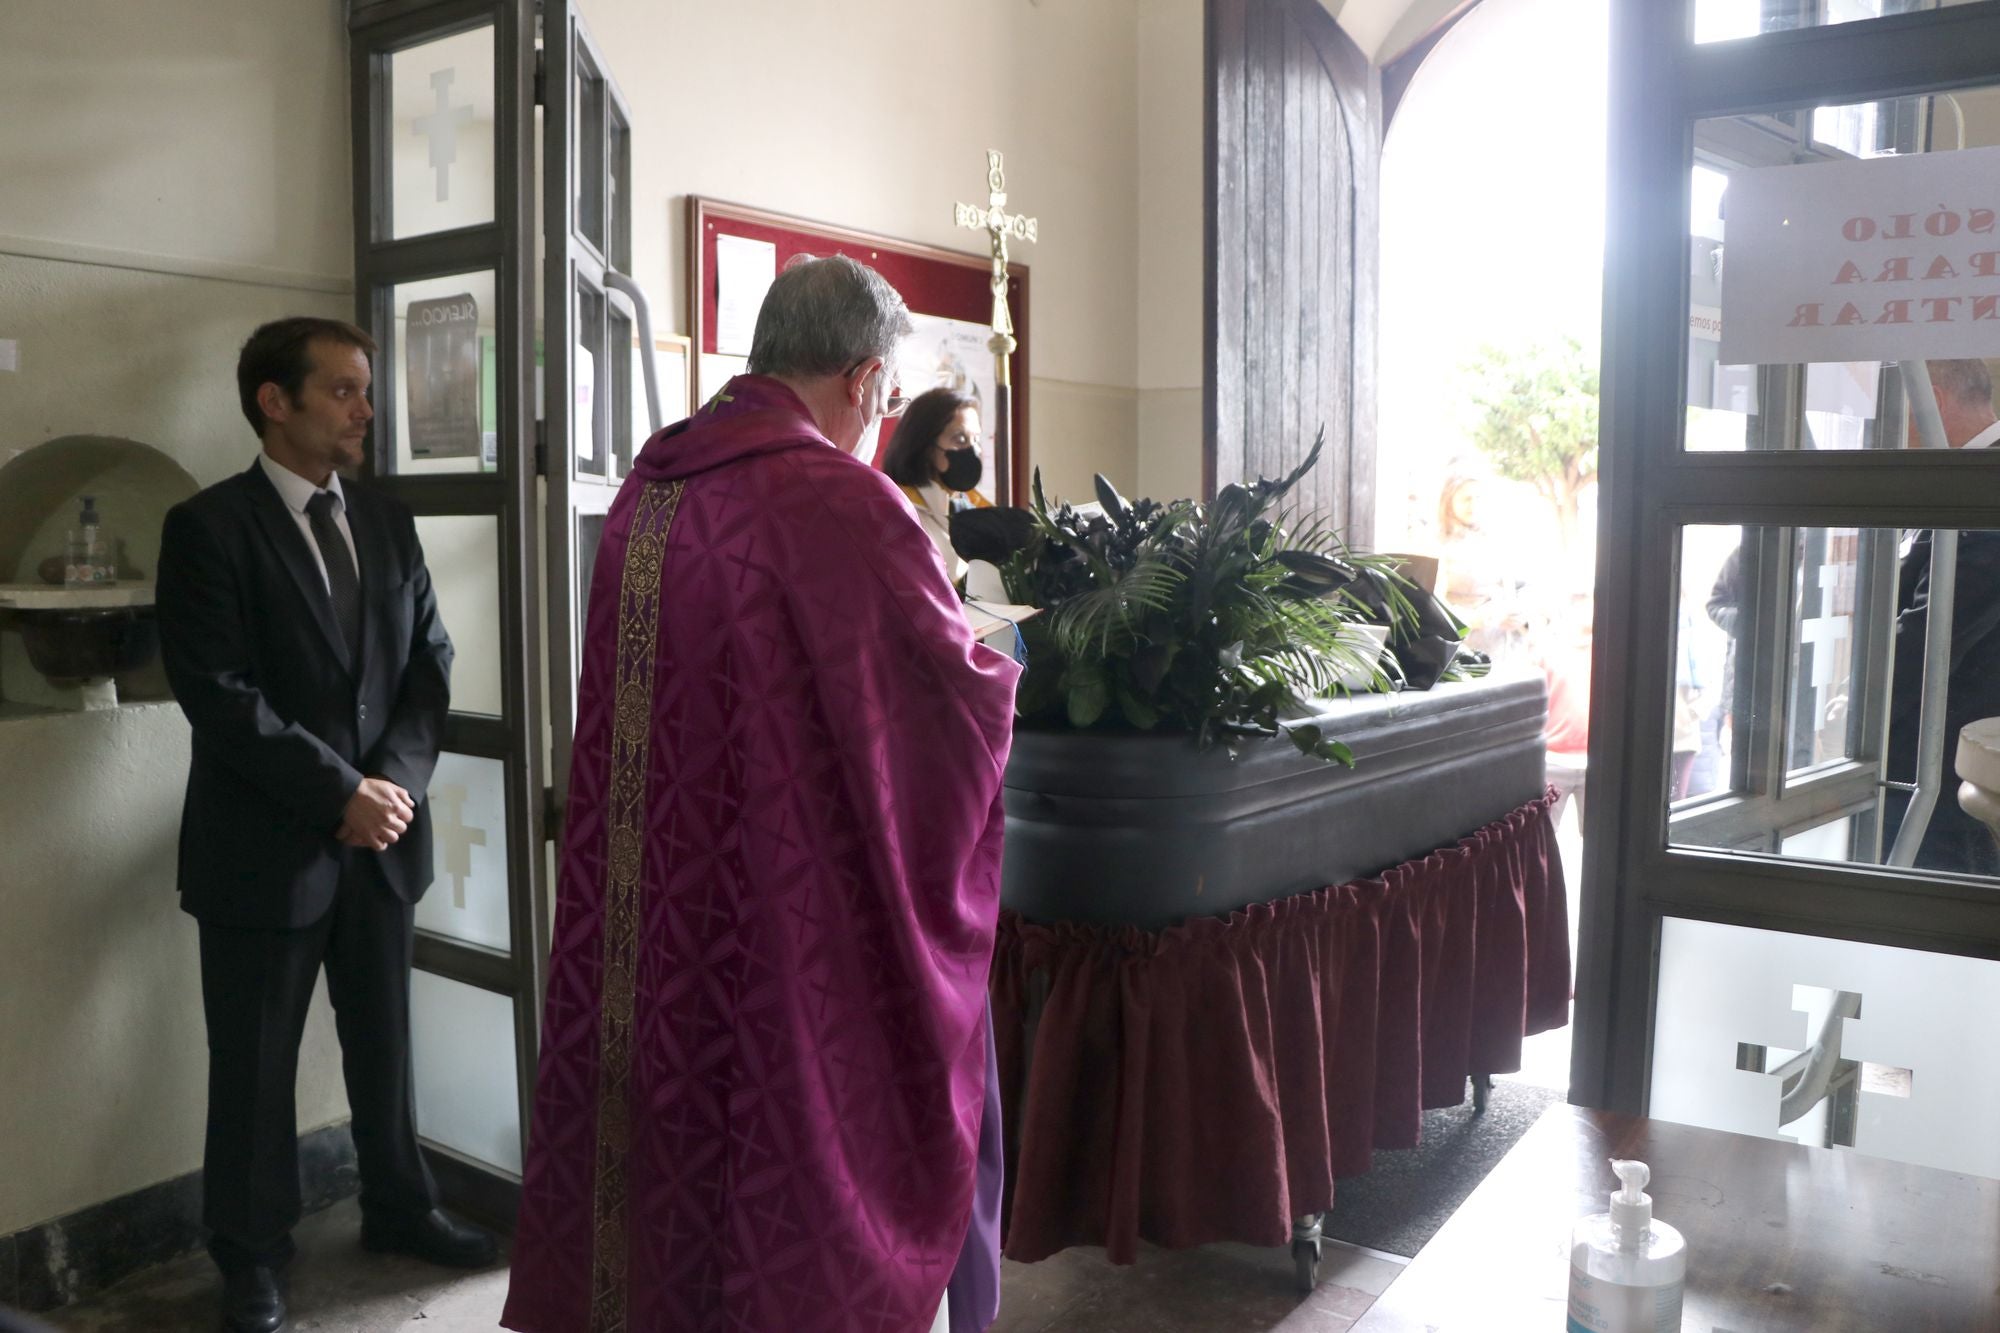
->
<box><xmin>542</xmin><ymin>4</ymin><xmax>638</xmax><ymax>822</ymax></box>
<box><xmin>348</xmin><ymin>0</ymin><xmax>543</xmax><ymax>1222</ymax></box>
<box><xmin>1582</xmin><ymin>0</ymin><xmax>2000</xmax><ymax>1179</ymax></box>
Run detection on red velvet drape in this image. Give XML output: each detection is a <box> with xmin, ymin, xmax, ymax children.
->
<box><xmin>991</xmin><ymin>791</ymin><xmax>1570</xmax><ymax>1264</ymax></box>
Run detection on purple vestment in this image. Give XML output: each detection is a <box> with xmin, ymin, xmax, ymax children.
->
<box><xmin>503</xmin><ymin>377</ymin><xmax>1018</xmax><ymax>1333</ymax></box>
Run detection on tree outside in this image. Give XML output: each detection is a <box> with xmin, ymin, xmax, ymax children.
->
<box><xmin>1463</xmin><ymin>335</ymin><xmax>1600</xmax><ymax>558</ymax></box>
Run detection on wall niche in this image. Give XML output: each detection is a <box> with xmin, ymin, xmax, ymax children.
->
<box><xmin>0</xmin><ymin>436</ymin><xmax>197</xmax><ymax>715</ymax></box>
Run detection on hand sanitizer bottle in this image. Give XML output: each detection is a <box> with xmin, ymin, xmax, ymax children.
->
<box><xmin>1566</xmin><ymin>1158</ymin><xmax>1685</xmax><ymax>1333</ymax></box>
<box><xmin>64</xmin><ymin>495</ymin><xmax>108</xmax><ymax>587</ymax></box>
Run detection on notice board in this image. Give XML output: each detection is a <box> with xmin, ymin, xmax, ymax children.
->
<box><xmin>687</xmin><ymin>196</ymin><xmax>1031</xmax><ymax>504</ymax></box>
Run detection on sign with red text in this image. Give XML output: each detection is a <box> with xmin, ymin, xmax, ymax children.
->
<box><xmin>1718</xmin><ymin>144</ymin><xmax>2000</xmax><ymax>365</ymax></box>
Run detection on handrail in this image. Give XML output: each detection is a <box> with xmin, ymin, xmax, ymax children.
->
<box><xmin>1774</xmin><ymin>990</ymin><xmax>1862</xmax><ymax>1127</ymax></box>
<box><xmin>1887</xmin><ymin>359</ymin><xmax>1959</xmax><ymax>867</ymax></box>
<box><xmin>603</xmin><ymin>269</ymin><xmax>663</xmax><ymax>437</ymax></box>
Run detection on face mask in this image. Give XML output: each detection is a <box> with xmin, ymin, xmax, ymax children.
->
<box><xmin>938</xmin><ymin>448</ymin><xmax>983</xmax><ymax>493</ymax></box>
<box><xmin>851</xmin><ymin>427</ymin><xmax>878</xmax><ymax>466</ymax></box>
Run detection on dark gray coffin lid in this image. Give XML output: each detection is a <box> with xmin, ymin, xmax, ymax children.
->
<box><xmin>1000</xmin><ymin>673</ymin><xmax>1550</xmax><ymax>929</ymax></box>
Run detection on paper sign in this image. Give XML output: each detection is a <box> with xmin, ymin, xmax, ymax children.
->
<box><xmin>575</xmin><ymin>343</ymin><xmax>595</xmax><ymax>462</ymax></box>
<box><xmin>0</xmin><ymin>339</ymin><xmax>17</xmax><ymax>372</ymax></box>
<box><xmin>715</xmin><ymin>234</ymin><xmax>777</xmax><ymax>357</ymax></box>
<box><xmin>699</xmin><ymin>353</ymin><xmax>748</xmax><ymax>408</ymax></box>
<box><xmin>406</xmin><ymin>294</ymin><xmax>481</xmax><ymax>459</ymax></box>
<box><xmin>1719</xmin><ymin>143</ymin><xmax>2000</xmax><ymax>364</ymax></box>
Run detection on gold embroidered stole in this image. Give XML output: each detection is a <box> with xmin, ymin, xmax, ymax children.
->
<box><xmin>590</xmin><ymin>478</ymin><xmax>683</xmax><ymax>1333</ymax></box>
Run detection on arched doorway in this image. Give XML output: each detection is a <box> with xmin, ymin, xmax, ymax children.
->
<box><xmin>1374</xmin><ymin>0</ymin><xmax>1610</xmax><ymax>1088</ymax></box>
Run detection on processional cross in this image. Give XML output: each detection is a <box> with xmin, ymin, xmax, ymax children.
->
<box><xmin>955</xmin><ymin>150</ymin><xmax>1039</xmax><ymax>497</ymax></box>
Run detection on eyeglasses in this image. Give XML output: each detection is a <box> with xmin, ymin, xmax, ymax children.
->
<box><xmin>847</xmin><ymin>357</ymin><xmax>909</xmax><ymax>418</ymax></box>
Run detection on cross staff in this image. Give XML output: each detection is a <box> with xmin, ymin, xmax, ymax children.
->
<box><xmin>955</xmin><ymin>150</ymin><xmax>1038</xmax><ymax>501</ymax></box>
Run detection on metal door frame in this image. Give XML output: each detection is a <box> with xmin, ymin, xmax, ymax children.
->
<box><xmin>543</xmin><ymin>3</ymin><xmax>637</xmax><ymax>822</ymax></box>
<box><xmin>1578</xmin><ymin>0</ymin><xmax>2000</xmax><ymax>1113</ymax></box>
<box><xmin>347</xmin><ymin>0</ymin><xmax>544</xmax><ymax>1223</ymax></box>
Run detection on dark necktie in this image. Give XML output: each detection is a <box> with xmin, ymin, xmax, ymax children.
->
<box><xmin>305</xmin><ymin>490</ymin><xmax>363</xmax><ymax>662</ymax></box>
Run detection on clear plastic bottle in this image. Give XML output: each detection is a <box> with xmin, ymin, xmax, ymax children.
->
<box><xmin>1566</xmin><ymin>1158</ymin><xmax>1686</xmax><ymax>1333</ymax></box>
<box><xmin>64</xmin><ymin>495</ymin><xmax>108</xmax><ymax>587</ymax></box>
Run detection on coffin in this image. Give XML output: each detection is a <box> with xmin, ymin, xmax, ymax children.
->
<box><xmin>1000</xmin><ymin>672</ymin><xmax>1550</xmax><ymax>929</ymax></box>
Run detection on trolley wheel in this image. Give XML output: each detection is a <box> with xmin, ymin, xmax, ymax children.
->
<box><xmin>1292</xmin><ymin>1236</ymin><xmax>1321</xmax><ymax>1292</ymax></box>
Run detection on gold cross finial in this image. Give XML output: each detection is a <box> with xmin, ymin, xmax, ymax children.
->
<box><xmin>955</xmin><ymin>149</ymin><xmax>1038</xmax><ymax>348</ymax></box>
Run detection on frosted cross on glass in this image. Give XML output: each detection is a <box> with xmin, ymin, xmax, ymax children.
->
<box><xmin>955</xmin><ymin>150</ymin><xmax>1039</xmax><ymax>353</ymax></box>
<box><xmin>431</xmin><ymin>781</ymin><xmax>486</xmax><ymax>909</ymax></box>
<box><xmin>1735</xmin><ymin>984</ymin><xmax>1912</xmax><ymax>1151</ymax></box>
<box><xmin>413</xmin><ymin>69</ymin><xmax>475</xmax><ymax>203</ymax></box>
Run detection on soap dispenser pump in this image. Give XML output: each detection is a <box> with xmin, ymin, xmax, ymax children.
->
<box><xmin>1566</xmin><ymin>1157</ymin><xmax>1686</xmax><ymax>1333</ymax></box>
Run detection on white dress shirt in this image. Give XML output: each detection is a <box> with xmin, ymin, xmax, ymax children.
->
<box><xmin>258</xmin><ymin>452</ymin><xmax>358</xmax><ymax>592</ymax></box>
<box><xmin>1963</xmin><ymin>420</ymin><xmax>2000</xmax><ymax>451</ymax></box>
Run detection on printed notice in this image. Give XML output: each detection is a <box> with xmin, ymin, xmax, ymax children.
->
<box><xmin>1720</xmin><ymin>142</ymin><xmax>2000</xmax><ymax>364</ymax></box>
<box><xmin>406</xmin><ymin>294</ymin><xmax>481</xmax><ymax>459</ymax></box>
<box><xmin>715</xmin><ymin>235</ymin><xmax>778</xmax><ymax>357</ymax></box>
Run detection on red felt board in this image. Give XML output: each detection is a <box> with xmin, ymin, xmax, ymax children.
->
<box><xmin>687</xmin><ymin>196</ymin><xmax>1030</xmax><ymax>504</ymax></box>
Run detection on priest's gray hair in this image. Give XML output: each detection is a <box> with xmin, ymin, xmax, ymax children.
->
<box><xmin>746</xmin><ymin>254</ymin><xmax>914</xmax><ymax>379</ymax></box>
<box><xmin>1930</xmin><ymin>358</ymin><xmax>1994</xmax><ymax>409</ymax></box>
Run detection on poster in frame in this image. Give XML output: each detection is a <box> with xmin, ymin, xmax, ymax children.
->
<box><xmin>627</xmin><ymin>331</ymin><xmax>692</xmax><ymax>468</ymax></box>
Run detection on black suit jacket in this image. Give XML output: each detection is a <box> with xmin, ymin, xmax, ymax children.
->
<box><xmin>156</xmin><ymin>460</ymin><xmax>454</xmax><ymax>928</ymax></box>
<box><xmin>1884</xmin><ymin>528</ymin><xmax>2000</xmax><ymax>875</ymax></box>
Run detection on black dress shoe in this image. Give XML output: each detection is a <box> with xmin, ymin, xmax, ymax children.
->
<box><xmin>360</xmin><ymin>1208</ymin><xmax>499</xmax><ymax>1268</ymax></box>
<box><xmin>220</xmin><ymin>1265</ymin><xmax>286</xmax><ymax>1333</ymax></box>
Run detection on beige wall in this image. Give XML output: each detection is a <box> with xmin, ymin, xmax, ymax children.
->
<box><xmin>0</xmin><ymin>707</ymin><xmax>350</xmax><ymax>1237</ymax></box>
<box><xmin>0</xmin><ymin>0</ymin><xmax>354</xmax><ymax>1236</ymax></box>
<box><xmin>588</xmin><ymin>0</ymin><xmax>1145</xmax><ymax>503</ymax></box>
<box><xmin>0</xmin><ymin>0</ymin><xmax>352</xmax><ymax>285</ymax></box>
<box><xmin>1136</xmin><ymin>0</ymin><xmax>1206</xmax><ymax>503</ymax></box>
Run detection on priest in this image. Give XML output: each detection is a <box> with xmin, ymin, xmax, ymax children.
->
<box><xmin>503</xmin><ymin>254</ymin><xmax>1019</xmax><ymax>1333</ymax></box>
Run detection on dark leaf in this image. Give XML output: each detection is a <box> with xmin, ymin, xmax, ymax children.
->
<box><xmin>1115</xmin><ymin>685</ymin><xmax>1160</xmax><ymax>730</ymax></box>
<box><xmin>950</xmin><ymin>505</ymin><xmax>1037</xmax><ymax>566</ymax></box>
<box><xmin>1271</xmin><ymin>548</ymin><xmax>1357</xmax><ymax>597</ymax></box>
<box><xmin>1066</xmin><ymin>670</ymin><xmax>1109</xmax><ymax>728</ymax></box>
<box><xmin>1093</xmin><ymin>474</ymin><xmax>1131</xmax><ymax>523</ymax></box>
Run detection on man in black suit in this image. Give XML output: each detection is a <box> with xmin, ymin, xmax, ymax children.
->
<box><xmin>157</xmin><ymin>317</ymin><xmax>495</xmax><ymax>1333</ymax></box>
<box><xmin>1885</xmin><ymin>358</ymin><xmax>2000</xmax><ymax>876</ymax></box>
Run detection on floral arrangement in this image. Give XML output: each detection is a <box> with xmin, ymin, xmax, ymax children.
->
<box><xmin>951</xmin><ymin>433</ymin><xmax>1417</xmax><ymax>765</ymax></box>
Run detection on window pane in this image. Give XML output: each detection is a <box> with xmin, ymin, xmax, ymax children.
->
<box><xmin>414</xmin><ymin>515</ymin><xmax>502</xmax><ymax>717</ymax></box>
<box><xmin>387</xmin><ymin>272</ymin><xmax>499</xmax><ymax>475</ymax></box>
<box><xmin>415</xmin><ymin>752</ymin><xmax>510</xmax><ymax>951</ymax></box>
<box><xmin>389</xmin><ymin>26</ymin><xmax>496</xmax><ymax>239</ymax></box>
<box><xmin>575</xmin><ymin>61</ymin><xmax>606</xmax><ymax>255</ymax></box>
<box><xmin>1654</xmin><ymin>917</ymin><xmax>2000</xmax><ymax>1179</ymax></box>
<box><xmin>609</xmin><ymin>306</ymin><xmax>634</xmax><ymax>477</ymax></box>
<box><xmin>1685</xmin><ymin>82</ymin><xmax>2000</xmax><ymax>451</ymax></box>
<box><xmin>575</xmin><ymin>281</ymin><xmax>608</xmax><ymax>478</ymax></box>
<box><xmin>609</xmin><ymin>107</ymin><xmax>632</xmax><ymax>271</ymax></box>
<box><xmin>1787</xmin><ymin>526</ymin><xmax>1863</xmax><ymax>771</ymax></box>
<box><xmin>1693</xmin><ymin>0</ymin><xmax>1980</xmax><ymax>44</ymax></box>
<box><xmin>1671</xmin><ymin>522</ymin><xmax>2000</xmax><ymax>881</ymax></box>
<box><xmin>410</xmin><ymin>971</ymin><xmax>520</xmax><ymax>1174</ymax></box>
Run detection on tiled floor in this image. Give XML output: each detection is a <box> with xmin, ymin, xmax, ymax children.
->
<box><xmin>41</xmin><ymin>1198</ymin><xmax>1401</xmax><ymax>1333</ymax></box>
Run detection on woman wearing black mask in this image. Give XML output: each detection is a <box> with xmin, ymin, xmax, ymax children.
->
<box><xmin>881</xmin><ymin>386</ymin><xmax>996</xmax><ymax>591</ymax></box>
